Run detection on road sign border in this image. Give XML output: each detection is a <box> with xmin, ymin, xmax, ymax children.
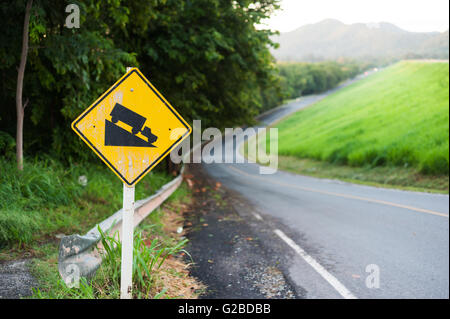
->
<box><xmin>71</xmin><ymin>68</ymin><xmax>191</xmax><ymax>186</ymax></box>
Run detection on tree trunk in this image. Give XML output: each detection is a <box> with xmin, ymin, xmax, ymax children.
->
<box><xmin>16</xmin><ymin>0</ymin><xmax>33</xmax><ymax>171</ymax></box>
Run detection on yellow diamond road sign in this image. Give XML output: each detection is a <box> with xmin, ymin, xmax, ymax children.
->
<box><xmin>72</xmin><ymin>68</ymin><xmax>191</xmax><ymax>186</ymax></box>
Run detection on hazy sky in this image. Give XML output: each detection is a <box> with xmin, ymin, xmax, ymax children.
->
<box><xmin>261</xmin><ymin>0</ymin><xmax>449</xmax><ymax>33</ymax></box>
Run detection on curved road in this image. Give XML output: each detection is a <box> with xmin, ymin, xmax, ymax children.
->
<box><xmin>199</xmin><ymin>74</ymin><xmax>449</xmax><ymax>299</ymax></box>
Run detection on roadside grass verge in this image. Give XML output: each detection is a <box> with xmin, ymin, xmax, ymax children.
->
<box><xmin>29</xmin><ymin>183</ymin><xmax>205</xmax><ymax>299</ymax></box>
<box><xmin>273</xmin><ymin>61</ymin><xmax>449</xmax><ymax>176</ymax></box>
<box><xmin>0</xmin><ymin>156</ymin><xmax>205</xmax><ymax>298</ymax></box>
<box><xmin>242</xmin><ymin>128</ymin><xmax>449</xmax><ymax>194</ymax></box>
<box><xmin>275</xmin><ymin>155</ymin><xmax>449</xmax><ymax>193</ymax></box>
<box><xmin>240</xmin><ymin>61</ymin><xmax>449</xmax><ymax>193</ymax></box>
<box><xmin>0</xmin><ymin>157</ymin><xmax>171</xmax><ymax>254</ymax></box>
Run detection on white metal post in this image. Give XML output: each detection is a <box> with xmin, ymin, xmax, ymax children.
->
<box><xmin>120</xmin><ymin>183</ymin><xmax>135</xmax><ymax>299</ymax></box>
<box><xmin>120</xmin><ymin>66</ymin><xmax>134</xmax><ymax>300</ymax></box>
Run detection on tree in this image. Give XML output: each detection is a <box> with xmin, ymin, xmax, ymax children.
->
<box><xmin>15</xmin><ymin>0</ymin><xmax>32</xmax><ymax>170</ymax></box>
<box><xmin>1</xmin><ymin>1</ymin><xmax>137</xmax><ymax>162</ymax></box>
<box><xmin>1</xmin><ymin>0</ymin><xmax>282</xmax><ymax>163</ymax></box>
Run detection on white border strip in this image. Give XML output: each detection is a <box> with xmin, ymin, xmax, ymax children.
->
<box><xmin>274</xmin><ymin>229</ymin><xmax>357</xmax><ymax>299</ymax></box>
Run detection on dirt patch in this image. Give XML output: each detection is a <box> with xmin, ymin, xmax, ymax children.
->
<box><xmin>151</xmin><ymin>257</ymin><xmax>206</xmax><ymax>298</ymax></box>
<box><xmin>142</xmin><ymin>199</ymin><xmax>206</xmax><ymax>299</ymax></box>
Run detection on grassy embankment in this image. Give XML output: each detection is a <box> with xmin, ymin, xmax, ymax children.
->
<box><xmin>245</xmin><ymin>61</ymin><xmax>449</xmax><ymax>193</ymax></box>
<box><xmin>0</xmin><ymin>158</ymin><xmax>203</xmax><ymax>298</ymax></box>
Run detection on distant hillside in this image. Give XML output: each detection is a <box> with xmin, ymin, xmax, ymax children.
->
<box><xmin>272</xmin><ymin>19</ymin><xmax>449</xmax><ymax>62</ymax></box>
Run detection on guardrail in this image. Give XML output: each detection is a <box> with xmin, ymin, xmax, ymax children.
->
<box><xmin>58</xmin><ymin>166</ymin><xmax>185</xmax><ymax>282</ymax></box>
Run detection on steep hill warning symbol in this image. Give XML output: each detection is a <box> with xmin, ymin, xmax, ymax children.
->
<box><xmin>71</xmin><ymin>67</ymin><xmax>191</xmax><ymax>186</ymax></box>
<box><xmin>105</xmin><ymin>103</ymin><xmax>157</xmax><ymax>147</ymax></box>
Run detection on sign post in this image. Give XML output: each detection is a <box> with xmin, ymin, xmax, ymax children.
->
<box><xmin>120</xmin><ymin>67</ymin><xmax>135</xmax><ymax>299</ymax></box>
<box><xmin>121</xmin><ymin>182</ymin><xmax>134</xmax><ymax>299</ymax></box>
<box><xmin>71</xmin><ymin>66</ymin><xmax>191</xmax><ymax>299</ymax></box>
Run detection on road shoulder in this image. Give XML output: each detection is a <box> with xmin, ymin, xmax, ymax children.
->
<box><xmin>184</xmin><ymin>164</ymin><xmax>299</xmax><ymax>299</ymax></box>
<box><xmin>0</xmin><ymin>259</ymin><xmax>37</xmax><ymax>299</ymax></box>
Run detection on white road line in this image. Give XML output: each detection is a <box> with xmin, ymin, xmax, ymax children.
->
<box><xmin>252</xmin><ymin>212</ymin><xmax>263</xmax><ymax>221</ymax></box>
<box><xmin>228</xmin><ymin>165</ymin><xmax>448</xmax><ymax>218</ymax></box>
<box><xmin>274</xmin><ymin>229</ymin><xmax>357</xmax><ymax>299</ymax></box>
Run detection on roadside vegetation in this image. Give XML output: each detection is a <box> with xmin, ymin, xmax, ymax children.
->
<box><xmin>243</xmin><ymin>136</ymin><xmax>448</xmax><ymax>193</ymax></box>
<box><xmin>275</xmin><ymin>156</ymin><xmax>449</xmax><ymax>193</ymax></box>
<box><xmin>276</xmin><ymin>61</ymin><xmax>368</xmax><ymax>101</ymax></box>
<box><xmin>244</xmin><ymin>61</ymin><xmax>449</xmax><ymax>193</ymax></box>
<box><xmin>0</xmin><ymin>157</ymin><xmax>207</xmax><ymax>298</ymax></box>
<box><xmin>0</xmin><ymin>1</ymin><xmax>283</xmax><ymax>168</ymax></box>
<box><xmin>274</xmin><ymin>61</ymin><xmax>449</xmax><ymax>175</ymax></box>
<box><xmin>0</xmin><ymin>157</ymin><xmax>172</xmax><ymax>249</ymax></box>
<box><xmin>29</xmin><ymin>183</ymin><xmax>205</xmax><ymax>299</ymax></box>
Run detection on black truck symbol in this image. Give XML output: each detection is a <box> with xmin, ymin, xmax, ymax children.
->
<box><xmin>109</xmin><ymin>103</ymin><xmax>157</xmax><ymax>143</ymax></box>
<box><xmin>110</xmin><ymin>103</ymin><xmax>145</xmax><ymax>135</ymax></box>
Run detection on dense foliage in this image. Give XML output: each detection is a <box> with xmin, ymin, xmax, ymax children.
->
<box><xmin>277</xmin><ymin>61</ymin><xmax>367</xmax><ymax>101</ymax></box>
<box><xmin>0</xmin><ymin>0</ymin><xmax>281</xmax><ymax>162</ymax></box>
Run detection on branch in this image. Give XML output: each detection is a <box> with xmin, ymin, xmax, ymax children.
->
<box><xmin>16</xmin><ymin>0</ymin><xmax>33</xmax><ymax>111</ymax></box>
<box><xmin>23</xmin><ymin>98</ymin><xmax>29</xmax><ymax>110</ymax></box>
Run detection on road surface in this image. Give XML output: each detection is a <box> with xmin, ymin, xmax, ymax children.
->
<box><xmin>199</xmin><ymin>74</ymin><xmax>449</xmax><ymax>299</ymax></box>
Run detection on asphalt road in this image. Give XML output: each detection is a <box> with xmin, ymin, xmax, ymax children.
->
<box><xmin>199</xmin><ymin>73</ymin><xmax>449</xmax><ymax>299</ymax></box>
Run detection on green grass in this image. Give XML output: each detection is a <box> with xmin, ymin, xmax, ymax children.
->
<box><xmin>0</xmin><ymin>157</ymin><xmax>172</xmax><ymax>253</ymax></box>
<box><xmin>28</xmin><ymin>183</ymin><xmax>200</xmax><ymax>299</ymax></box>
<box><xmin>276</xmin><ymin>156</ymin><xmax>449</xmax><ymax>193</ymax></box>
<box><xmin>273</xmin><ymin>61</ymin><xmax>449</xmax><ymax>175</ymax></box>
<box><xmin>31</xmin><ymin>222</ymin><xmax>188</xmax><ymax>299</ymax></box>
<box><xmin>0</xmin><ymin>156</ymin><xmax>201</xmax><ymax>298</ymax></box>
<box><xmin>242</xmin><ymin>130</ymin><xmax>449</xmax><ymax>193</ymax></box>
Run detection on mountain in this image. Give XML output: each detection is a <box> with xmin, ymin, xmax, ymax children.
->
<box><xmin>272</xmin><ymin>19</ymin><xmax>449</xmax><ymax>61</ymax></box>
